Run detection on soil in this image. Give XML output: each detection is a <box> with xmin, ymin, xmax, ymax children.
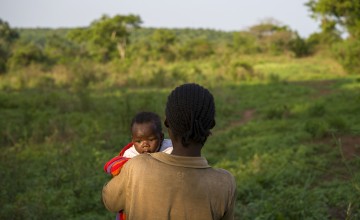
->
<box><xmin>313</xmin><ymin>135</ymin><xmax>360</xmax><ymax>160</ymax></box>
<box><xmin>218</xmin><ymin>109</ymin><xmax>256</xmax><ymax>134</ymax></box>
<box><xmin>292</xmin><ymin>79</ymin><xmax>337</xmax><ymax>99</ymax></box>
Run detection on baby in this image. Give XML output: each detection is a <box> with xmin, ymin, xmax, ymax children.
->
<box><xmin>103</xmin><ymin>111</ymin><xmax>173</xmax><ymax>220</ymax></box>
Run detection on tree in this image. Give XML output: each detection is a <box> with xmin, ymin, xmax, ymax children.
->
<box><xmin>0</xmin><ymin>42</ymin><xmax>8</xmax><ymax>73</ymax></box>
<box><xmin>306</xmin><ymin>0</ymin><xmax>360</xmax><ymax>38</ymax></box>
<box><xmin>44</xmin><ymin>34</ymin><xmax>86</xmax><ymax>64</ymax></box>
<box><xmin>306</xmin><ymin>19</ymin><xmax>342</xmax><ymax>49</ymax></box>
<box><xmin>7</xmin><ymin>42</ymin><xmax>46</xmax><ymax>70</ymax></box>
<box><xmin>231</xmin><ymin>31</ymin><xmax>260</xmax><ymax>54</ymax></box>
<box><xmin>247</xmin><ymin>19</ymin><xmax>295</xmax><ymax>54</ymax></box>
<box><xmin>248</xmin><ymin>18</ymin><xmax>289</xmax><ymax>38</ymax></box>
<box><xmin>93</xmin><ymin>14</ymin><xmax>142</xmax><ymax>60</ymax></box>
<box><xmin>306</xmin><ymin>0</ymin><xmax>360</xmax><ymax>74</ymax></box>
<box><xmin>150</xmin><ymin>29</ymin><xmax>177</xmax><ymax>61</ymax></box>
<box><xmin>68</xmin><ymin>14</ymin><xmax>142</xmax><ymax>62</ymax></box>
<box><xmin>178</xmin><ymin>38</ymin><xmax>213</xmax><ymax>60</ymax></box>
<box><xmin>332</xmin><ymin>39</ymin><xmax>360</xmax><ymax>74</ymax></box>
<box><xmin>0</xmin><ymin>19</ymin><xmax>19</xmax><ymax>73</ymax></box>
<box><xmin>0</xmin><ymin>19</ymin><xmax>19</xmax><ymax>42</ymax></box>
<box><xmin>289</xmin><ymin>33</ymin><xmax>312</xmax><ymax>57</ymax></box>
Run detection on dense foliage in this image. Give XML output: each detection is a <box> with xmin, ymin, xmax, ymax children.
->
<box><xmin>306</xmin><ymin>0</ymin><xmax>360</xmax><ymax>38</ymax></box>
<box><xmin>0</xmin><ymin>19</ymin><xmax>19</xmax><ymax>72</ymax></box>
<box><xmin>306</xmin><ymin>0</ymin><xmax>360</xmax><ymax>74</ymax></box>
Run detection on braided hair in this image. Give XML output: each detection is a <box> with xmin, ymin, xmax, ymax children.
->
<box><xmin>130</xmin><ymin>111</ymin><xmax>162</xmax><ymax>134</ymax></box>
<box><xmin>165</xmin><ymin>83</ymin><xmax>215</xmax><ymax>146</ymax></box>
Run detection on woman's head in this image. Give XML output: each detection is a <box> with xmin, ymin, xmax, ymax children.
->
<box><xmin>165</xmin><ymin>83</ymin><xmax>215</xmax><ymax>146</ymax></box>
<box><xmin>130</xmin><ymin>112</ymin><xmax>164</xmax><ymax>154</ymax></box>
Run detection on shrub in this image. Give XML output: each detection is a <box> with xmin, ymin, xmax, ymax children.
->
<box><xmin>332</xmin><ymin>39</ymin><xmax>360</xmax><ymax>74</ymax></box>
<box><xmin>304</xmin><ymin>119</ymin><xmax>329</xmax><ymax>138</ymax></box>
<box><xmin>0</xmin><ymin>19</ymin><xmax>19</xmax><ymax>73</ymax></box>
<box><xmin>308</xmin><ymin>103</ymin><xmax>326</xmax><ymax>117</ymax></box>
<box><xmin>7</xmin><ymin>42</ymin><xmax>47</xmax><ymax>70</ymax></box>
<box><xmin>264</xmin><ymin>105</ymin><xmax>290</xmax><ymax>119</ymax></box>
<box><xmin>228</xmin><ymin>61</ymin><xmax>258</xmax><ymax>81</ymax></box>
<box><xmin>231</xmin><ymin>31</ymin><xmax>260</xmax><ymax>54</ymax></box>
<box><xmin>178</xmin><ymin>38</ymin><xmax>214</xmax><ymax>60</ymax></box>
<box><xmin>326</xmin><ymin>116</ymin><xmax>349</xmax><ymax>134</ymax></box>
<box><xmin>289</xmin><ymin>35</ymin><xmax>312</xmax><ymax>57</ymax></box>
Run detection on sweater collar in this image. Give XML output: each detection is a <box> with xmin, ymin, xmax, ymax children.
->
<box><xmin>150</xmin><ymin>152</ymin><xmax>211</xmax><ymax>168</ymax></box>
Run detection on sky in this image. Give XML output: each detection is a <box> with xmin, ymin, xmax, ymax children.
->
<box><xmin>0</xmin><ymin>0</ymin><xmax>320</xmax><ymax>37</ymax></box>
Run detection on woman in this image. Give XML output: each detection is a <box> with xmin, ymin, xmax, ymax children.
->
<box><xmin>102</xmin><ymin>83</ymin><xmax>237</xmax><ymax>220</ymax></box>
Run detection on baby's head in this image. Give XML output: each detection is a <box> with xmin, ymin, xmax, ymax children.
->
<box><xmin>130</xmin><ymin>111</ymin><xmax>164</xmax><ymax>154</ymax></box>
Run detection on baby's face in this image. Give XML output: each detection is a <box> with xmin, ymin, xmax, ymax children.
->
<box><xmin>131</xmin><ymin>122</ymin><xmax>163</xmax><ymax>154</ymax></box>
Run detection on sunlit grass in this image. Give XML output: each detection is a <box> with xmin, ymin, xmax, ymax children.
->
<box><xmin>255</xmin><ymin>55</ymin><xmax>346</xmax><ymax>81</ymax></box>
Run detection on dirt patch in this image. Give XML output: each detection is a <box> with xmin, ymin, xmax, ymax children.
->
<box><xmin>314</xmin><ymin>135</ymin><xmax>360</xmax><ymax>160</ymax></box>
<box><xmin>218</xmin><ymin>109</ymin><xmax>256</xmax><ymax>134</ymax></box>
<box><xmin>292</xmin><ymin>79</ymin><xmax>337</xmax><ymax>99</ymax></box>
<box><xmin>292</xmin><ymin>79</ymin><xmax>336</xmax><ymax>88</ymax></box>
<box><xmin>338</xmin><ymin>136</ymin><xmax>360</xmax><ymax>160</ymax></box>
<box><xmin>311</xmin><ymin>135</ymin><xmax>360</xmax><ymax>182</ymax></box>
<box><xmin>230</xmin><ymin>109</ymin><xmax>256</xmax><ymax>127</ymax></box>
<box><xmin>328</xmin><ymin>206</ymin><xmax>347</xmax><ymax>220</ymax></box>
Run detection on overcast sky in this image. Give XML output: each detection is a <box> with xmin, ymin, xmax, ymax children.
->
<box><xmin>0</xmin><ymin>0</ymin><xmax>320</xmax><ymax>37</ymax></box>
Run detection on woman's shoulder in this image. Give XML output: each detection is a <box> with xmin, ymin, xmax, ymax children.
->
<box><xmin>211</xmin><ymin>168</ymin><xmax>236</xmax><ymax>186</ymax></box>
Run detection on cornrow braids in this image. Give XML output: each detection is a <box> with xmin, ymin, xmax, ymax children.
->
<box><xmin>165</xmin><ymin>83</ymin><xmax>215</xmax><ymax>146</ymax></box>
<box><xmin>130</xmin><ymin>111</ymin><xmax>162</xmax><ymax>134</ymax></box>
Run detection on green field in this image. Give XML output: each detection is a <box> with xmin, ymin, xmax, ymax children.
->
<box><xmin>1</xmin><ymin>51</ymin><xmax>359</xmax><ymax>219</ymax></box>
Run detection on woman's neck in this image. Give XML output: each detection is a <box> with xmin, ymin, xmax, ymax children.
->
<box><xmin>168</xmin><ymin>128</ymin><xmax>203</xmax><ymax>157</ymax></box>
<box><xmin>171</xmin><ymin>142</ymin><xmax>202</xmax><ymax>157</ymax></box>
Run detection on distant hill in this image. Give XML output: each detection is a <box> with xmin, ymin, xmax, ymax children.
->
<box><xmin>16</xmin><ymin>27</ymin><xmax>234</xmax><ymax>46</ymax></box>
<box><xmin>16</xmin><ymin>28</ymin><xmax>71</xmax><ymax>45</ymax></box>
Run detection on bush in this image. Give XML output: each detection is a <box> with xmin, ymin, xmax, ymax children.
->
<box><xmin>308</xmin><ymin>103</ymin><xmax>326</xmax><ymax>117</ymax></box>
<box><xmin>231</xmin><ymin>31</ymin><xmax>260</xmax><ymax>54</ymax></box>
<box><xmin>304</xmin><ymin>119</ymin><xmax>329</xmax><ymax>138</ymax></box>
<box><xmin>0</xmin><ymin>19</ymin><xmax>19</xmax><ymax>73</ymax></box>
<box><xmin>326</xmin><ymin>116</ymin><xmax>349</xmax><ymax>134</ymax></box>
<box><xmin>178</xmin><ymin>38</ymin><xmax>214</xmax><ymax>60</ymax></box>
<box><xmin>289</xmin><ymin>35</ymin><xmax>312</xmax><ymax>57</ymax></box>
<box><xmin>228</xmin><ymin>61</ymin><xmax>259</xmax><ymax>81</ymax></box>
<box><xmin>332</xmin><ymin>39</ymin><xmax>360</xmax><ymax>74</ymax></box>
<box><xmin>7</xmin><ymin>42</ymin><xmax>47</xmax><ymax>70</ymax></box>
<box><xmin>0</xmin><ymin>46</ymin><xmax>7</xmax><ymax>73</ymax></box>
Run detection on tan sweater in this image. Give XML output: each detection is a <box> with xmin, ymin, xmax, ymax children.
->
<box><xmin>102</xmin><ymin>152</ymin><xmax>237</xmax><ymax>220</ymax></box>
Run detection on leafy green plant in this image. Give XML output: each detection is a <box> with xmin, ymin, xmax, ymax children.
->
<box><xmin>308</xmin><ymin>102</ymin><xmax>326</xmax><ymax>117</ymax></box>
<box><xmin>289</xmin><ymin>35</ymin><xmax>312</xmax><ymax>57</ymax></box>
<box><xmin>7</xmin><ymin>42</ymin><xmax>47</xmax><ymax>70</ymax></box>
<box><xmin>304</xmin><ymin>119</ymin><xmax>329</xmax><ymax>138</ymax></box>
<box><xmin>332</xmin><ymin>39</ymin><xmax>360</xmax><ymax>74</ymax></box>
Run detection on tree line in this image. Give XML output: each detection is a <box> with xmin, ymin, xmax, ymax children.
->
<box><xmin>0</xmin><ymin>0</ymin><xmax>359</xmax><ymax>75</ymax></box>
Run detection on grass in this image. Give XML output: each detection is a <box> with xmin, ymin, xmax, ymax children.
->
<box><xmin>1</xmin><ymin>53</ymin><xmax>360</xmax><ymax>219</ymax></box>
